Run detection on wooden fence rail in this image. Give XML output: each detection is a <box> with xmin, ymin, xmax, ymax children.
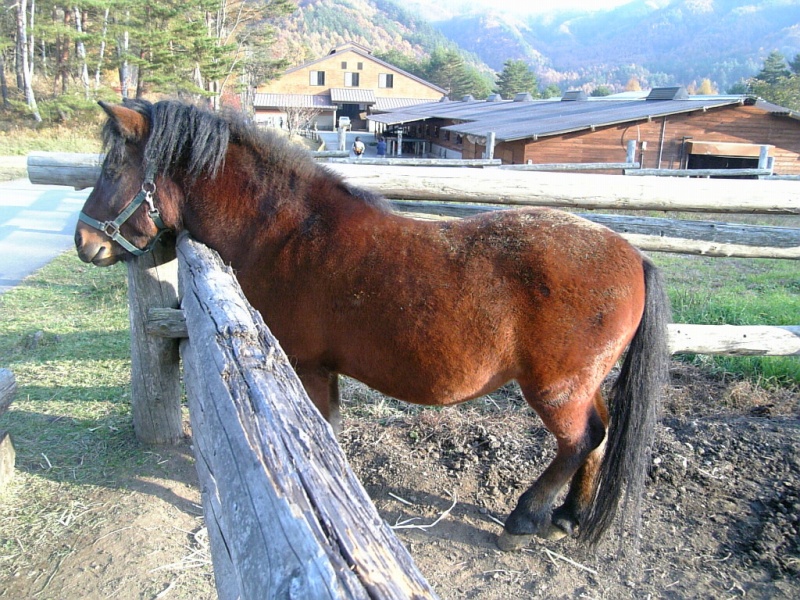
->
<box><xmin>27</xmin><ymin>153</ymin><xmax>800</xmax><ymax>214</ymax></box>
<box><xmin>177</xmin><ymin>233</ymin><xmax>437</xmax><ymax>599</ymax></box>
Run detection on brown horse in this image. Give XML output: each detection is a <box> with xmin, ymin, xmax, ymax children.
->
<box><xmin>75</xmin><ymin>99</ymin><xmax>671</xmax><ymax>550</ymax></box>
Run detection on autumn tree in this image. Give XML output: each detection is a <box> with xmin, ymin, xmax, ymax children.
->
<box><xmin>624</xmin><ymin>76</ymin><xmax>642</xmax><ymax>92</ymax></box>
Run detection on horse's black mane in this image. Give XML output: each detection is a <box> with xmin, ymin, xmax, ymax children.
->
<box><xmin>101</xmin><ymin>98</ymin><xmax>390</xmax><ymax>211</ymax></box>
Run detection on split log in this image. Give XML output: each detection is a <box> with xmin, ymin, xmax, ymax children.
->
<box><xmin>177</xmin><ymin>233</ymin><xmax>437</xmax><ymax>600</ymax></box>
<box><xmin>391</xmin><ymin>201</ymin><xmax>800</xmax><ymax>259</ymax></box>
<box><xmin>0</xmin><ymin>369</ymin><xmax>17</xmax><ymax>490</ymax></box>
<box><xmin>27</xmin><ymin>151</ymin><xmax>102</xmax><ymax>189</ymax></box>
<box><xmin>669</xmin><ymin>325</ymin><xmax>800</xmax><ymax>356</ymax></box>
<box><xmin>329</xmin><ymin>164</ymin><xmax>800</xmax><ymax>214</ymax></box>
<box><xmin>143</xmin><ymin>305</ymin><xmax>800</xmax><ymax>358</ymax></box>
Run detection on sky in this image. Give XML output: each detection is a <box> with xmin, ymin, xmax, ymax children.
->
<box><xmin>454</xmin><ymin>0</ymin><xmax>644</xmax><ymax>15</ymax></box>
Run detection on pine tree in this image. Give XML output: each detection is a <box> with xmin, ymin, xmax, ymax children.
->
<box><xmin>754</xmin><ymin>51</ymin><xmax>790</xmax><ymax>85</ymax></box>
<box><xmin>425</xmin><ymin>47</ymin><xmax>473</xmax><ymax>100</ymax></box>
<box><xmin>495</xmin><ymin>60</ymin><xmax>538</xmax><ymax>99</ymax></box>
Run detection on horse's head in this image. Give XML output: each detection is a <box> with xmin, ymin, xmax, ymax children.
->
<box><xmin>75</xmin><ymin>101</ymin><xmax>172</xmax><ymax>267</ymax></box>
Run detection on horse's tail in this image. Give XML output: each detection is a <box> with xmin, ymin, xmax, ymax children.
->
<box><xmin>580</xmin><ymin>257</ymin><xmax>671</xmax><ymax>548</ymax></box>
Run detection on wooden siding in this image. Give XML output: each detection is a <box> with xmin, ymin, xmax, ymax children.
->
<box><xmin>257</xmin><ymin>48</ymin><xmax>443</xmax><ymax>102</ymax></box>
<box><xmin>509</xmin><ymin>105</ymin><xmax>800</xmax><ymax>175</ymax></box>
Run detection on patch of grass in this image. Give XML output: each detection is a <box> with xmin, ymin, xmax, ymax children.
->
<box><xmin>0</xmin><ymin>120</ymin><xmax>101</xmax><ymax>155</ymax></box>
<box><xmin>653</xmin><ymin>253</ymin><xmax>800</xmax><ymax>385</ymax></box>
<box><xmin>0</xmin><ymin>252</ymin><xmax>141</xmax><ymax>485</ymax></box>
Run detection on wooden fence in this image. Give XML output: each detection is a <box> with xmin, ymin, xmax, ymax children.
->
<box><xmin>23</xmin><ymin>152</ymin><xmax>800</xmax><ymax>595</ymax></box>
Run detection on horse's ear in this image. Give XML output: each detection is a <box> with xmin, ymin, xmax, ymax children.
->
<box><xmin>98</xmin><ymin>101</ymin><xmax>149</xmax><ymax>141</ymax></box>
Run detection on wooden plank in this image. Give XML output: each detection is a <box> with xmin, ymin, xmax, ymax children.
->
<box><xmin>177</xmin><ymin>233</ymin><xmax>438</xmax><ymax>600</ymax></box>
<box><xmin>669</xmin><ymin>325</ymin><xmax>800</xmax><ymax>356</ymax></box>
<box><xmin>126</xmin><ymin>242</ymin><xmax>183</xmax><ymax>445</ymax></box>
<box><xmin>327</xmin><ymin>157</ymin><xmax>501</xmax><ymax>167</ymax></box>
<box><xmin>626</xmin><ymin>168</ymin><xmax>772</xmax><ymax>177</ymax></box>
<box><xmin>26</xmin><ymin>152</ymin><xmax>800</xmax><ymax>213</ymax></box>
<box><xmin>0</xmin><ymin>369</ymin><xmax>16</xmax><ymax>417</ymax></box>
<box><xmin>499</xmin><ymin>162</ymin><xmax>639</xmax><ymax>171</ymax></box>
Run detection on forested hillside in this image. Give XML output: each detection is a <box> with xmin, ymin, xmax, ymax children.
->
<box><xmin>430</xmin><ymin>0</ymin><xmax>800</xmax><ymax>92</ymax></box>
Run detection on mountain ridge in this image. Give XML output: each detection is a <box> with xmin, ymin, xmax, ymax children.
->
<box><xmin>268</xmin><ymin>0</ymin><xmax>800</xmax><ymax>93</ymax></box>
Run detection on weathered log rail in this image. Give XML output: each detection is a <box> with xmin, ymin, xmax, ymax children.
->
<box><xmin>27</xmin><ymin>152</ymin><xmax>800</xmax><ymax>214</ymax></box>
<box><xmin>178</xmin><ymin>234</ymin><xmax>437</xmax><ymax>599</ymax></box>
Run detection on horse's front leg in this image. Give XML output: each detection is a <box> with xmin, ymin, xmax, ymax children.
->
<box><xmin>296</xmin><ymin>366</ymin><xmax>342</xmax><ymax>436</ymax></box>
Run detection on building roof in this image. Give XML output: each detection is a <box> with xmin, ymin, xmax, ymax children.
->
<box><xmin>368</xmin><ymin>88</ymin><xmax>789</xmax><ymax>142</ymax></box>
<box><xmin>329</xmin><ymin>88</ymin><xmax>377</xmax><ymax>104</ymax></box>
<box><xmin>254</xmin><ymin>93</ymin><xmax>336</xmax><ymax>110</ymax></box>
<box><xmin>373</xmin><ymin>97</ymin><xmax>436</xmax><ymax>111</ymax></box>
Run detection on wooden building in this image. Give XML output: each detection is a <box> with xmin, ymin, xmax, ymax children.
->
<box><xmin>370</xmin><ymin>88</ymin><xmax>800</xmax><ymax>175</ymax></box>
<box><xmin>254</xmin><ymin>42</ymin><xmax>445</xmax><ymax>132</ymax></box>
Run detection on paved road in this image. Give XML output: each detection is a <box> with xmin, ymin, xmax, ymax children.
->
<box><xmin>0</xmin><ymin>179</ymin><xmax>89</xmax><ymax>295</ymax></box>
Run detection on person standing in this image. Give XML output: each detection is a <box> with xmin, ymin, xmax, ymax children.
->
<box><xmin>352</xmin><ymin>137</ymin><xmax>365</xmax><ymax>158</ymax></box>
<box><xmin>376</xmin><ymin>136</ymin><xmax>387</xmax><ymax>158</ymax></box>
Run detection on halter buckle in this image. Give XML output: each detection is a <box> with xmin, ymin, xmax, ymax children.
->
<box><xmin>142</xmin><ymin>181</ymin><xmax>157</xmax><ymax>212</ymax></box>
<box><xmin>100</xmin><ymin>220</ymin><xmax>121</xmax><ymax>239</ymax></box>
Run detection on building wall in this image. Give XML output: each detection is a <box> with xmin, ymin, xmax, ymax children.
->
<box><xmin>518</xmin><ymin>105</ymin><xmax>800</xmax><ymax>175</ymax></box>
<box><xmin>257</xmin><ymin>48</ymin><xmax>443</xmax><ymax>101</ymax></box>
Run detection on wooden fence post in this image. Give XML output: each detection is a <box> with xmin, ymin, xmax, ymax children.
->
<box><xmin>0</xmin><ymin>369</ymin><xmax>17</xmax><ymax>490</ymax></box>
<box><xmin>126</xmin><ymin>239</ymin><xmax>183</xmax><ymax>445</ymax></box>
<box><xmin>177</xmin><ymin>232</ymin><xmax>438</xmax><ymax>599</ymax></box>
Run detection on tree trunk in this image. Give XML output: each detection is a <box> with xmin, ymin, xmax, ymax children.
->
<box><xmin>16</xmin><ymin>0</ymin><xmax>41</xmax><ymax>121</ymax></box>
<box><xmin>0</xmin><ymin>52</ymin><xmax>10</xmax><ymax>109</ymax></box>
<box><xmin>74</xmin><ymin>6</ymin><xmax>91</xmax><ymax>99</ymax></box>
<box><xmin>95</xmin><ymin>7</ymin><xmax>110</xmax><ymax>91</ymax></box>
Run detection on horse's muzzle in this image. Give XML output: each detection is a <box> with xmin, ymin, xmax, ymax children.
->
<box><xmin>75</xmin><ymin>227</ymin><xmax>121</xmax><ymax>267</ymax></box>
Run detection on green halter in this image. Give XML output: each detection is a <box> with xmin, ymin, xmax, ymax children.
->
<box><xmin>79</xmin><ymin>168</ymin><xmax>170</xmax><ymax>256</ymax></box>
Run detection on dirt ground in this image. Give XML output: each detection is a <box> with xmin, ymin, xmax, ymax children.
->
<box><xmin>1</xmin><ymin>362</ymin><xmax>798</xmax><ymax>599</ymax></box>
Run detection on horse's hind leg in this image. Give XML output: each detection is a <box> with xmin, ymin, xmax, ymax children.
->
<box><xmin>551</xmin><ymin>390</ymin><xmax>609</xmax><ymax>536</ymax></box>
<box><xmin>498</xmin><ymin>385</ymin><xmax>606</xmax><ymax>551</ymax></box>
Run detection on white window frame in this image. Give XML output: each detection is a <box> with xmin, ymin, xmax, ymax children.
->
<box><xmin>379</xmin><ymin>73</ymin><xmax>394</xmax><ymax>89</ymax></box>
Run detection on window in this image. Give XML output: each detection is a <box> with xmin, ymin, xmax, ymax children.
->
<box><xmin>378</xmin><ymin>73</ymin><xmax>394</xmax><ymax>89</ymax></box>
<box><xmin>357</xmin><ymin>62</ymin><xmax>363</xmax><ymax>70</ymax></box>
<box><xmin>341</xmin><ymin>61</ymin><xmax>347</xmax><ymax>69</ymax></box>
<box><xmin>344</xmin><ymin>72</ymin><xmax>360</xmax><ymax>87</ymax></box>
<box><xmin>309</xmin><ymin>70</ymin><xmax>325</xmax><ymax>86</ymax></box>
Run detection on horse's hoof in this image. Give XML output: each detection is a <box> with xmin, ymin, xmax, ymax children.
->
<box><xmin>537</xmin><ymin>523</ymin><xmax>568</xmax><ymax>541</ymax></box>
<box><xmin>497</xmin><ymin>531</ymin><xmax>533</xmax><ymax>552</ymax></box>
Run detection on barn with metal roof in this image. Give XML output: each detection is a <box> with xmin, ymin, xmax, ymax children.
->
<box><xmin>368</xmin><ymin>87</ymin><xmax>800</xmax><ymax>175</ymax></box>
